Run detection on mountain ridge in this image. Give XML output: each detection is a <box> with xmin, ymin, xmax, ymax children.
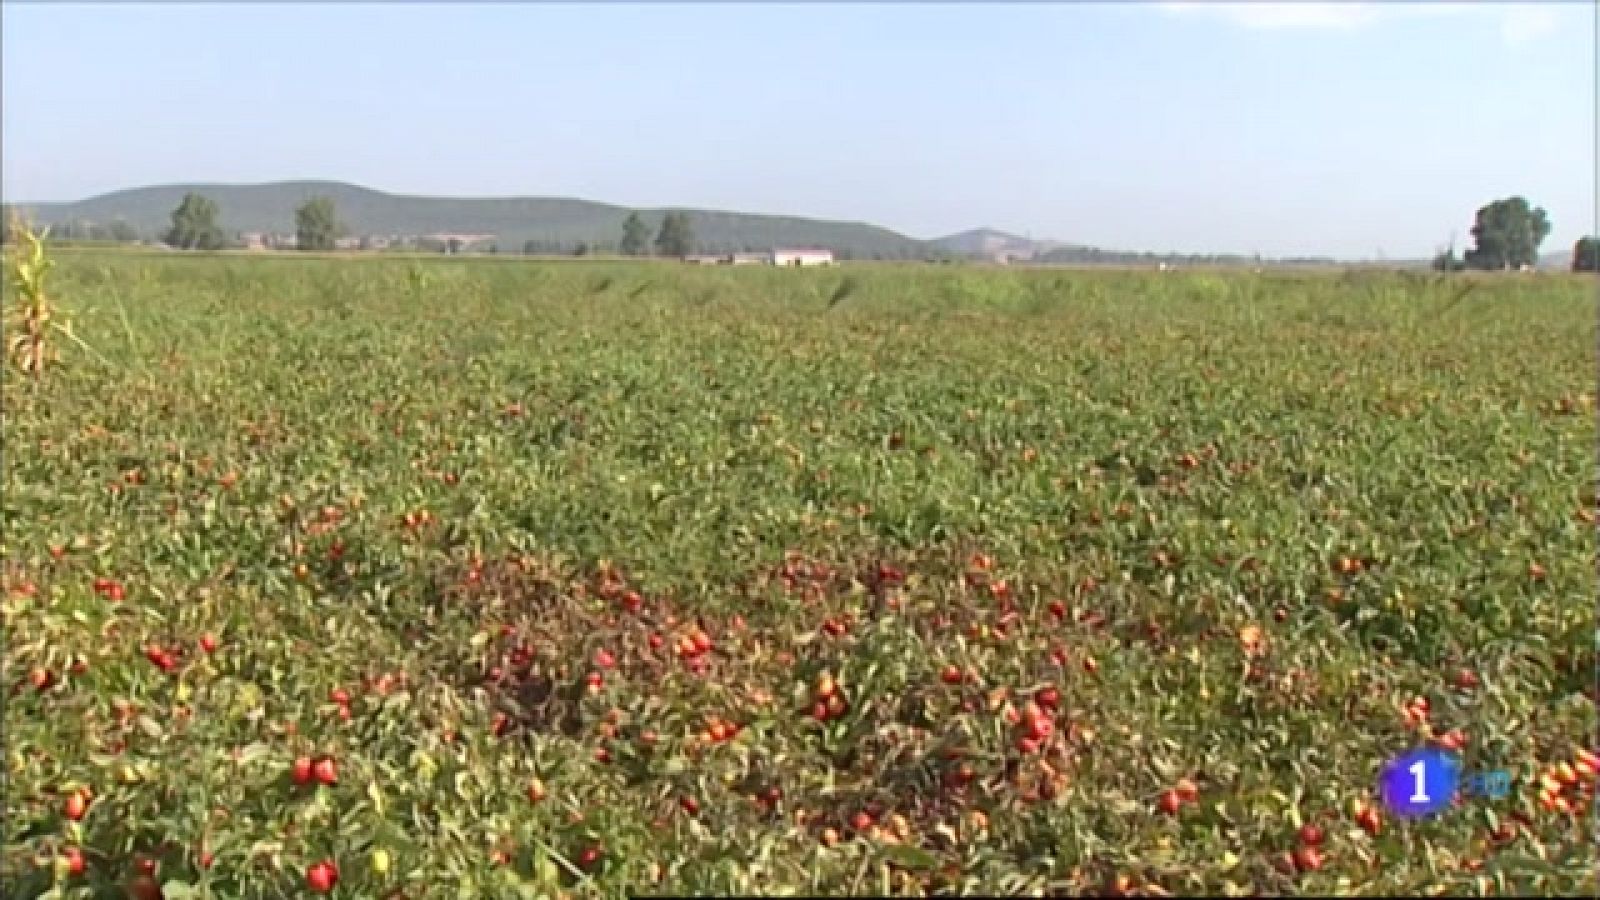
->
<box><xmin>12</xmin><ymin>180</ymin><xmax>938</xmax><ymax>258</ymax></box>
<box><xmin>13</xmin><ymin>180</ymin><xmax>1574</xmax><ymax>266</ymax></box>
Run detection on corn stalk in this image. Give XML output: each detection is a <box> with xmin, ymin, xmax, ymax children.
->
<box><xmin>5</xmin><ymin>217</ymin><xmax>97</xmax><ymax>379</ymax></box>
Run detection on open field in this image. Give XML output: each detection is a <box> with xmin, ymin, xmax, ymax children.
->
<box><xmin>3</xmin><ymin>253</ymin><xmax>1596</xmax><ymax>897</ymax></box>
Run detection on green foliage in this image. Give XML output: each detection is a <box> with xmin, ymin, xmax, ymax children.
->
<box><xmin>2</xmin><ymin>254</ymin><xmax>1595</xmax><ymax>898</ymax></box>
<box><xmin>1464</xmin><ymin>197</ymin><xmax>1551</xmax><ymax>271</ymax></box>
<box><xmin>106</xmin><ymin>219</ymin><xmax>140</xmax><ymax>243</ymax></box>
<box><xmin>163</xmin><ymin>193</ymin><xmax>226</xmax><ymax>251</ymax></box>
<box><xmin>654</xmin><ymin>212</ymin><xmax>694</xmax><ymax>257</ymax></box>
<box><xmin>523</xmin><ymin>238</ymin><xmax>566</xmax><ymax>256</ymax></box>
<box><xmin>1432</xmin><ymin>244</ymin><xmax>1466</xmax><ymax>273</ymax></box>
<box><xmin>295</xmin><ymin>196</ymin><xmax>342</xmax><ymax>252</ymax></box>
<box><xmin>620</xmin><ymin>212</ymin><xmax>649</xmax><ymax>257</ymax></box>
<box><xmin>1572</xmin><ymin>237</ymin><xmax>1600</xmax><ymax>273</ymax></box>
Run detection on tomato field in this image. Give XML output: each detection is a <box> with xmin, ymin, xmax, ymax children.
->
<box><xmin>3</xmin><ymin>251</ymin><xmax>1596</xmax><ymax>897</ymax></box>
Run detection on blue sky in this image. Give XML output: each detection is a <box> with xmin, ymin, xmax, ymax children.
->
<box><xmin>2</xmin><ymin>2</ymin><xmax>1592</xmax><ymax>257</ymax></box>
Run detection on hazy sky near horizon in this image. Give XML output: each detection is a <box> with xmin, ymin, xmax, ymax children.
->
<box><xmin>2</xmin><ymin>1</ymin><xmax>1593</xmax><ymax>258</ymax></box>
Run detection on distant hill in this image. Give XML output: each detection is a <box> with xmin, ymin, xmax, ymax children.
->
<box><xmin>1539</xmin><ymin>249</ymin><xmax>1574</xmax><ymax>271</ymax></box>
<box><xmin>12</xmin><ymin>181</ymin><xmax>936</xmax><ymax>258</ymax></box>
<box><xmin>931</xmin><ymin>228</ymin><xmax>1342</xmax><ymax>268</ymax></box>
<box><xmin>931</xmin><ymin>228</ymin><xmax>1083</xmax><ymax>261</ymax></box>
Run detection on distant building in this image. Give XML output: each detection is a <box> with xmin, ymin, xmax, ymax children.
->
<box><xmin>730</xmin><ymin>252</ymin><xmax>768</xmax><ymax>266</ymax></box>
<box><xmin>423</xmin><ymin>233</ymin><xmax>498</xmax><ymax>254</ymax></box>
<box><xmin>772</xmin><ymin>248</ymin><xmax>835</xmax><ymax>267</ymax></box>
<box><xmin>684</xmin><ymin>254</ymin><xmax>725</xmax><ymax>265</ymax></box>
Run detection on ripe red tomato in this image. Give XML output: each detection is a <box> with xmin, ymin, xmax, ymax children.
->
<box><xmin>1024</xmin><ymin>714</ymin><xmax>1053</xmax><ymax>742</ymax></box>
<box><xmin>126</xmin><ymin>874</ymin><xmax>163</xmax><ymax>900</ymax></box>
<box><xmin>313</xmin><ymin>756</ymin><xmax>338</xmax><ymax>785</ymax></box>
<box><xmin>1293</xmin><ymin>846</ymin><xmax>1324</xmax><ymax>872</ymax></box>
<box><xmin>306</xmin><ymin>860</ymin><xmax>338</xmax><ymax>893</ymax></box>
<box><xmin>292</xmin><ymin>756</ymin><xmax>314</xmax><ymax>785</ymax></box>
<box><xmin>1355</xmin><ymin>804</ymin><xmax>1382</xmax><ymax>836</ymax></box>
<box><xmin>64</xmin><ymin>790</ymin><xmax>89</xmax><ymax>821</ymax></box>
<box><xmin>1157</xmin><ymin>790</ymin><xmax>1183</xmax><ymax>815</ymax></box>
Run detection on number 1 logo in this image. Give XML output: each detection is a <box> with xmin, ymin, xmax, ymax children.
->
<box><xmin>1380</xmin><ymin>748</ymin><xmax>1458</xmax><ymax>819</ymax></box>
<box><xmin>1409</xmin><ymin>759</ymin><xmax>1431</xmax><ymax>804</ymax></box>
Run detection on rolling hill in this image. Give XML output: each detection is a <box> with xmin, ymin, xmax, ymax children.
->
<box><xmin>1539</xmin><ymin>249</ymin><xmax>1574</xmax><ymax>271</ymax></box>
<box><xmin>12</xmin><ymin>181</ymin><xmax>937</xmax><ymax>258</ymax></box>
<box><xmin>929</xmin><ymin>228</ymin><xmax>1083</xmax><ymax>260</ymax></box>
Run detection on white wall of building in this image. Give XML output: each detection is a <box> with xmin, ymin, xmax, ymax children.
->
<box><xmin>772</xmin><ymin>250</ymin><xmax>834</xmax><ymax>267</ymax></box>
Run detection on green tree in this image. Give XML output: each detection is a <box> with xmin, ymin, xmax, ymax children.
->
<box><xmin>107</xmin><ymin>219</ymin><xmax>139</xmax><ymax>243</ymax></box>
<box><xmin>1463</xmin><ymin>196</ymin><xmax>1550</xmax><ymax>271</ymax></box>
<box><xmin>1574</xmin><ymin>237</ymin><xmax>1600</xmax><ymax>273</ymax></box>
<box><xmin>164</xmin><ymin>193</ymin><xmax>225</xmax><ymax>250</ymax></box>
<box><xmin>295</xmin><ymin>196</ymin><xmax>341</xmax><ymax>252</ymax></box>
<box><xmin>620</xmin><ymin>212</ymin><xmax>649</xmax><ymax>256</ymax></box>
<box><xmin>573</xmin><ymin>241</ymin><xmax>590</xmax><ymax>257</ymax></box>
<box><xmin>654</xmin><ymin>212</ymin><xmax>694</xmax><ymax>257</ymax></box>
<box><xmin>1431</xmin><ymin>235</ymin><xmax>1466</xmax><ymax>272</ymax></box>
<box><xmin>1561</xmin><ymin>235</ymin><xmax>1600</xmax><ymax>269</ymax></box>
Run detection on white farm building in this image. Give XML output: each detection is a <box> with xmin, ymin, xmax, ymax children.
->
<box><xmin>771</xmin><ymin>248</ymin><xmax>835</xmax><ymax>267</ymax></box>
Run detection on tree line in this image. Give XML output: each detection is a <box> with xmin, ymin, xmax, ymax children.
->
<box><xmin>1432</xmin><ymin>196</ymin><xmax>1597</xmax><ymax>272</ymax></box>
<box><xmin>5</xmin><ymin>191</ymin><xmax>1597</xmax><ymax>270</ymax></box>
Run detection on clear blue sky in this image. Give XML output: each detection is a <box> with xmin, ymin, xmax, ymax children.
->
<box><xmin>2</xmin><ymin>1</ymin><xmax>1593</xmax><ymax>258</ymax></box>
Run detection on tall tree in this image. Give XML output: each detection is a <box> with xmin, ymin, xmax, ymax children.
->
<box><xmin>620</xmin><ymin>212</ymin><xmax>649</xmax><ymax>256</ymax></box>
<box><xmin>654</xmin><ymin>212</ymin><xmax>694</xmax><ymax>257</ymax></box>
<box><xmin>1574</xmin><ymin>237</ymin><xmax>1600</xmax><ymax>273</ymax></box>
<box><xmin>295</xmin><ymin>196</ymin><xmax>341</xmax><ymax>252</ymax></box>
<box><xmin>1463</xmin><ymin>196</ymin><xmax>1551</xmax><ymax>271</ymax></box>
<box><xmin>1431</xmin><ymin>235</ymin><xmax>1465</xmax><ymax>272</ymax></box>
<box><xmin>107</xmin><ymin>219</ymin><xmax>139</xmax><ymax>243</ymax></box>
<box><xmin>164</xmin><ymin>193</ymin><xmax>225</xmax><ymax>250</ymax></box>
<box><xmin>1431</xmin><ymin>248</ymin><xmax>1465</xmax><ymax>272</ymax></box>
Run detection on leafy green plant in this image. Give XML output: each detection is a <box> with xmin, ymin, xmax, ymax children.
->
<box><xmin>1</xmin><ymin>253</ymin><xmax>1594</xmax><ymax>898</ymax></box>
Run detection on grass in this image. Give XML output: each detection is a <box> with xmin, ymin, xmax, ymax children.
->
<box><xmin>3</xmin><ymin>251</ymin><xmax>1596</xmax><ymax>898</ymax></box>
